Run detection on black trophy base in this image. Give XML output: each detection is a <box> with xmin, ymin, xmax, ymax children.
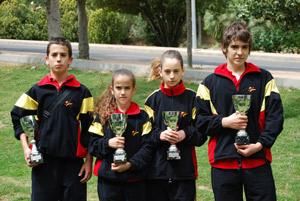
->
<box><xmin>113</xmin><ymin>152</ymin><xmax>127</xmax><ymax>164</ymax></box>
<box><xmin>30</xmin><ymin>153</ymin><xmax>44</xmax><ymax>165</ymax></box>
<box><xmin>235</xmin><ymin>134</ymin><xmax>250</xmax><ymax>145</ymax></box>
<box><xmin>167</xmin><ymin>150</ymin><xmax>181</xmax><ymax>160</ymax></box>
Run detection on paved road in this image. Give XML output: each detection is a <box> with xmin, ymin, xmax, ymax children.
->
<box><xmin>1</xmin><ymin>39</ymin><xmax>300</xmax><ymax>88</ymax></box>
<box><xmin>1</xmin><ymin>39</ymin><xmax>300</xmax><ymax>72</ymax></box>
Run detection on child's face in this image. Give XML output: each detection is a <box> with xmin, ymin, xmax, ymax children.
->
<box><xmin>111</xmin><ymin>75</ymin><xmax>135</xmax><ymax>109</ymax></box>
<box><xmin>160</xmin><ymin>58</ymin><xmax>184</xmax><ymax>88</ymax></box>
<box><xmin>45</xmin><ymin>44</ymin><xmax>72</xmax><ymax>76</ymax></box>
<box><xmin>223</xmin><ymin>40</ymin><xmax>250</xmax><ymax>70</ymax></box>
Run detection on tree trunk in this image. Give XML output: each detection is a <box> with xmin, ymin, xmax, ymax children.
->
<box><xmin>186</xmin><ymin>0</ymin><xmax>192</xmax><ymax>68</ymax></box>
<box><xmin>46</xmin><ymin>0</ymin><xmax>62</xmax><ymax>40</ymax></box>
<box><xmin>77</xmin><ymin>0</ymin><xmax>89</xmax><ymax>59</ymax></box>
<box><xmin>198</xmin><ymin>15</ymin><xmax>202</xmax><ymax>46</ymax></box>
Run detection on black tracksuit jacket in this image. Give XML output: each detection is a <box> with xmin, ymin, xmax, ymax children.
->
<box><xmin>196</xmin><ymin>62</ymin><xmax>284</xmax><ymax>168</ymax></box>
<box><xmin>144</xmin><ymin>81</ymin><xmax>207</xmax><ymax>180</ymax></box>
<box><xmin>88</xmin><ymin>102</ymin><xmax>153</xmax><ymax>182</ymax></box>
<box><xmin>11</xmin><ymin>74</ymin><xmax>94</xmax><ymax>158</ymax></box>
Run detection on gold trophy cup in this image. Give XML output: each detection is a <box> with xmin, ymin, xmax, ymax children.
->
<box><xmin>232</xmin><ymin>94</ymin><xmax>251</xmax><ymax>145</ymax></box>
<box><xmin>20</xmin><ymin>115</ymin><xmax>43</xmax><ymax>165</ymax></box>
<box><xmin>109</xmin><ymin>113</ymin><xmax>128</xmax><ymax>164</ymax></box>
<box><xmin>162</xmin><ymin>111</ymin><xmax>181</xmax><ymax>160</ymax></box>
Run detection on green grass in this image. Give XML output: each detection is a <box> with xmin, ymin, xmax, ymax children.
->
<box><xmin>0</xmin><ymin>65</ymin><xmax>299</xmax><ymax>201</ymax></box>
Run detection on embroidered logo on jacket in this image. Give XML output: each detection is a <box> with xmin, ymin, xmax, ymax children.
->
<box><xmin>64</xmin><ymin>100</ymin><xmax>73</xmax><ymax>107</ymax></box>
<box><xmin>180</xmin><ymin>111</ymin><xmax>188</xmax><ymax>117</ymax></box>
<box><xmin>248</xmin><ymin>86</ymin><xmax>256</xmax><ymax>93</ymax></box>
<box><xmin>131</xmin><ymin>130</ymin><xmax>139</xmax><ymax>136</ymax></box>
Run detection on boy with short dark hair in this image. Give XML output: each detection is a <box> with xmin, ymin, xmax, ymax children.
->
<box><xmin>11</xmin><ymin>37</ymin><xmax>94</xmax><ymax>201</ymax></box>
<box><xmin>196</xmin><ymin>21</ymin><xmax>284</xmax><ymax>201</ymax></box>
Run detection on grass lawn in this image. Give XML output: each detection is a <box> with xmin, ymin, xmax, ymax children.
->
<box><xmin>0</xmin><ymin>65</ymin><xmax>299</xmax><ymax>201</ymax></box>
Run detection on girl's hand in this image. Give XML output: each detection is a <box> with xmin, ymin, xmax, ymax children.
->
<box><xmin>108</xmin><ymin>136</ymin><xmax>125</xmax><ymax>149</ymax></box>
<box><xmin>160</xmin><ymin>127</ymin><xmax>180</xmax><ymax>144</ymax></box>
<box><xmin>111</xmin><ymin>162</ymin><xmax>132</xmax><ymax>173</ymax></box>
<box><xmin>234</xmin><ymin>142</ymin><xmax>263</xmax><ymax>157</ymax></box>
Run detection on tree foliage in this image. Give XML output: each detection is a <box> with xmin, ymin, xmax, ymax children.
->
<box><xmin>88</xmin><ymin>9</ymin><xmax>130</xmax><ymax>44</ymax></box>
<box><xmin>60</xmin><ymin>0</ymin><xmax>78</xmax><ymax>41</ymax></box>
<box><xmin>89</xmin><ymin>0</ymin><xmax>186</xmax><ymax>47</ymax></box>
<box><xmin>203</xmin><ymin>0</ymin><xmax>300</xmax><ymax>53</ymax></box>
<box><xmin>245</xmin><ymin>0</ymin><xmax>300</xmax><ymax>29</ymax></box>
<box><xmin>0</xmin><ymin>0</ymin><xmax>47</xmax><ymax>40</ymax></box>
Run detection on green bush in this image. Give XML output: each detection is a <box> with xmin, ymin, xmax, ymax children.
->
<box><xmin>0</xmin><ymin>0</ymin><xmax>47</xmax><ymax>40</ymax></box>
<box><xmin>252</xmin><ymin>26</ymin><xmax>300</xmax><ymax>53</ymax></box>
<box><xmin>60</xmin><ymin>0</ymin><xmax>78</xmax><ymax>42</ymax></box>
<box><xmin>88</xmin><ymin>9</ymin><xmax>130</xmax><ymax>44</ymax></box>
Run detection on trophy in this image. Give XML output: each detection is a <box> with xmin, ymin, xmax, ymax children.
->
<box><xmin>109</xmin><ymin>113</ymin><xmax>128</xmax><ymax>164</ymax></box>
<box><xmin>20</xmin><ymin>115</ymin><xmax>43</xmax><ymax>165</ymax></box>
<box><xmin>162</xmin><ymin>111</ymin><xmax>181</xmax><ymax>160</ymax></box>
<box><xmin>232</xmin><ymin>94</ymin><xmax>251</xmax><ymax>145</ymax></box>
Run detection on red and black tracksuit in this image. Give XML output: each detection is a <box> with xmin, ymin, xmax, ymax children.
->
<box><xmin>144</xmin><ymin>81</ymin><xmax>207</xmax><ymax>201</ymax></box>
<box><xmin>11</xmin><ymin>74</ymin><xmax>94</xmax><ymax>201</ymax></box>
<box><xmin>88</xmin><ymin>102</ymin><xmax>153</xmax><ymax>201</ymax></box>
<box><xmin>196</xmin><ymin>62</ymin><xmax>284</xmax><ymax>201</ymax></box>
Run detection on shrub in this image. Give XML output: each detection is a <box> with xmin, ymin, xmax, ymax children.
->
<box><xmin>60</xmin><ymin>0</ymin><xmax>78</xmax><ymax>42</ymax></box>
<box><xmin>88</xmin><ymin>9</ymin><xmax>130</xmax><ymax>44</ymax></box>
<box><xmin>252</xmin><ymin>26</ymin><xmax>300</xmax><ymax>53</ymax></box>
<box><xmin>0</xmin><ymin>0</ymin><xmax>47</xmax><ymax>40</ymax></box>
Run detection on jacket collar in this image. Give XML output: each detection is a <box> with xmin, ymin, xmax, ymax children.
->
<box><xmin>37</xmin><ymin>74</ymin><xmax>81</xmax><ymax>89</ymax></box>
<box><xmin>214</xmin><ymin>62</ymin><xmax>261</xmax><ymax>89</ymax></box>
<box><xmin>115</xmin><ymin>102</ymin><xmax>141</xmax><ymax>116</ymax></box>
<box><xmin>160</xmin><ymin>81</ymin><xmax>186</xmax><ymax>96</ymax></box>
<box><xmin>215</xmin><ymin>62</ymin><xmax>261</xmax><ymax>78</ymax></box>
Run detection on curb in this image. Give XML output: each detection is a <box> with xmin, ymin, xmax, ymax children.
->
<box><xmin>0</xmin><ymin>50</ymin><xmax>299</xmax><ymax>89</ymax></box>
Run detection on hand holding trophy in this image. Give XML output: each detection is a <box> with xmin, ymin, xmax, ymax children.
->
<box><xmin>232</xmin><ymin>94</ymin><xmax>251</xmax><ymax>145</ymax></box>
<box><xmin>20</xmin><ymin>115</ymin><xmax>43</xmax><ymax>165</ymax></box>
<box><xmin>109</xmin><ymin>113</ymin><xmax>128</xmax><ymax>164</ymax></box>
<box><xmin>162</xmin><ymin>111</ymin><xmax>181</xmax><ymax>160</ymax></box>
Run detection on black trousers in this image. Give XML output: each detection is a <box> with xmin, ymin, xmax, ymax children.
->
<box><xmin>211</xmin><ymin>163</ymin><xmax>276</xmax><ymax>201</ymax></box>
<box><xmin>31</xmin><ymin>155</ymin><xmax>86</xmax><ymax>201</ymax></box>
<box><xmin>98</xmin><ymin>179</ymin><xmax>146</xmax><ymax>201</ymax></box>
<box><xmin>146</xmin><ymin>179</ymin><xmax>196</xmax><ymax>201</ymax></box>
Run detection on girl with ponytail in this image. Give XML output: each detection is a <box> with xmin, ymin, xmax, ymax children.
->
<box><xmin>89</xmin><ymin>69</ymin><xmax>153</xmax><ymax>201</ymax></box>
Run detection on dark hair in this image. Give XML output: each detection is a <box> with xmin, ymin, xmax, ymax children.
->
<box><xmin>46</xmin><ymin>37</ymin><xmax>72</xmax><ymax>57</ymax></box>
<box><xmin>161</xmin><ymin>50</ymin><xmax>183</xmax><ymax>68</ymax></box>
<box><xmin>222</xmin><ymin>21</ymin><xmax>252</xmax><ymax>56</ymax></box>
<box><xmin>94</xmin><ymin>68</ymin><xmax>136</xmax><ymax>124</ymax></box>
<box><xmin>148</xmin><ymin>50</ymin><xmax>184</xmax><ymax>81</ymax></box>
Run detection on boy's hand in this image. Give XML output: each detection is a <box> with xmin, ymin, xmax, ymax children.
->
<box><xmin>108</xmin><ymin>136</ymin><xmax>125</xmax><ymax>149</ymax></box>
<box><xmin>20</xmin><ymin>133</ymin><xmax>36</xmax><ymax>167</ymax></box>
<box><xmin>222</xmin><ymin>112</ymin><xmax>248</xmax><ymax>130</ymax></box>
<box><xmin>111</xmin><ymin>162</ymin><xmax>132</xmax><ymax>173</ymax></box>
<box><xmin>79</xmin><ymin>154</ymin><xmax>93</xmax><ymax>183</ymax></box>
<box><xmin>234</xmin><ymin>142</ymin><xmax>263</xmax><ymax>157</ymax></box>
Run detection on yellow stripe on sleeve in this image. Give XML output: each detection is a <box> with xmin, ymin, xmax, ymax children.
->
<box><xmin>142</xmin><ymin>121</ymin><xmax>152</xmax><ymax>136</ymax></box>
<box><xmin>144</xmin><ymin>105</ymin><xmax>154</xmax><ymax>119</ymax></box>
<box><xmin>196</xmin><ymin>84</ymin><xmax>218</xmax><ymax>115</ymax></box>
<box><xmin>192</xmin><ymin>107</ymin><xmax>196</xmax><ymax>120</ymax></box>
<box><xmin>80</xmin><ymin>97</ymin><xmax>94</xmax><ymax>114</ymax></box>
<box><xmin>261</xmin><ymin>79</ymin><xmax>280</xmax><ymax>112</ymax></box>
<box><xmin>88</xmin><ymin>122</ymin><xmax>104</xmax><ymax>136</ymax></box>
<box><xmin>15</xmin><ymin>93</ymin><xmax>38</xmax><ymax>110</ymax></box>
